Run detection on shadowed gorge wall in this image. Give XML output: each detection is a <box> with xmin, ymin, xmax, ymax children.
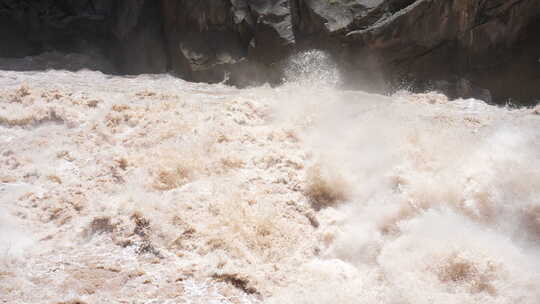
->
<box><xmin>0</xmin><ymin>0</ymin><xmax>539</xmax><ymax>104</ymax></box>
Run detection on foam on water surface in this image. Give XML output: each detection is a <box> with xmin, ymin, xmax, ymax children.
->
<box><xmin>0</xmin><ymin>54</ymin><xmax>539</xmax><ymax>303</ymax></box>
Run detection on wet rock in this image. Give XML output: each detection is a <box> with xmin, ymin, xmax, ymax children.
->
<box><xmin>296</xmin><ymin>0</ymin><xmax>385</xmax><ymax>35</ymax></box>
<box><xmin>430</xmin><ymin>78</ymin><xmax>492</xmax><ymax>103</ymax></box>
<box><xmin>247</xmin><ymin>0</ymin><xmax>296</xmax><ymax>63</ymax></box>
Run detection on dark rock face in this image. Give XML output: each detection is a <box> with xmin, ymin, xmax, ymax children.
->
<box><xmin>0</xmin><ymin>0</ymin><xmax>538</xmax><ymax>104</ymax></box>
<box><xmin>161</xmin><ymin>0</ymin><xmax>252</xmax><ymax>81</ymax></box>
<box><xmin>111</xmin><ymin>0</ymin><xmax>168</xmax><ymax>74</ymax></box>
<box><xmin>0</xmin><ymin>0</ymin><xmax>112</xmax><ymax>59</ymax></box>
<box><xmin>0</xmin><ymin>0</ymin><xmax>166</xmax><ymax>74</ymax></box>
<box><xmin>160</xmin><ymin>0</ymin><xmax>295</xmax><ymax>84</ymax></box>
<box><xmin>343</xmin><ymin>0</ymin><xmax>540</xmax><ymax>104</ymax></box>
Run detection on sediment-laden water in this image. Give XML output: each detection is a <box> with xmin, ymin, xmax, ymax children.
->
<box><xmin>1</xmin><ymin>53</ymin><xmax>539</xmax><ymax>303</ymax></box>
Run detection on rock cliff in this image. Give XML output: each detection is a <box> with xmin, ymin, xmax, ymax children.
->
<box><xmin>0</xmin><ymin>0</ymin><xmax>538</xmax><ymax>104</ymax></box>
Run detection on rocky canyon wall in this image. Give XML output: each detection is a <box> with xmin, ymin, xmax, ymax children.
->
<box><xmin>0</xmin><ymin>0</ymin><xmax>539</xmax><ymax>104</ymax></box>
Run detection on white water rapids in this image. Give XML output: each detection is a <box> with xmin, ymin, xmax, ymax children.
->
<box><xmin>0</xmin><ymin>52</ymin><xmax>539</xmax><ymax>303</ymax></box>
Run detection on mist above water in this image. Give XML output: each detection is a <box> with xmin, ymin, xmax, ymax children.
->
<box><xmin>0</xmin><ymin>51</ymin><xmax>539</xmax><ymax>303</ymax></box>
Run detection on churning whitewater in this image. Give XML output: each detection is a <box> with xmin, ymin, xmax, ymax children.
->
<box><xmin>1</xmin><ymin>52</ymin><xmax>540</xmax><ymax>303</ymax></box>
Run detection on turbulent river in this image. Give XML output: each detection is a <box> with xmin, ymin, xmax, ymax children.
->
<box><xmin>1</xmin><ymin>52</ymin><xmax>540</xmax><ymax>303</ymax></box>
